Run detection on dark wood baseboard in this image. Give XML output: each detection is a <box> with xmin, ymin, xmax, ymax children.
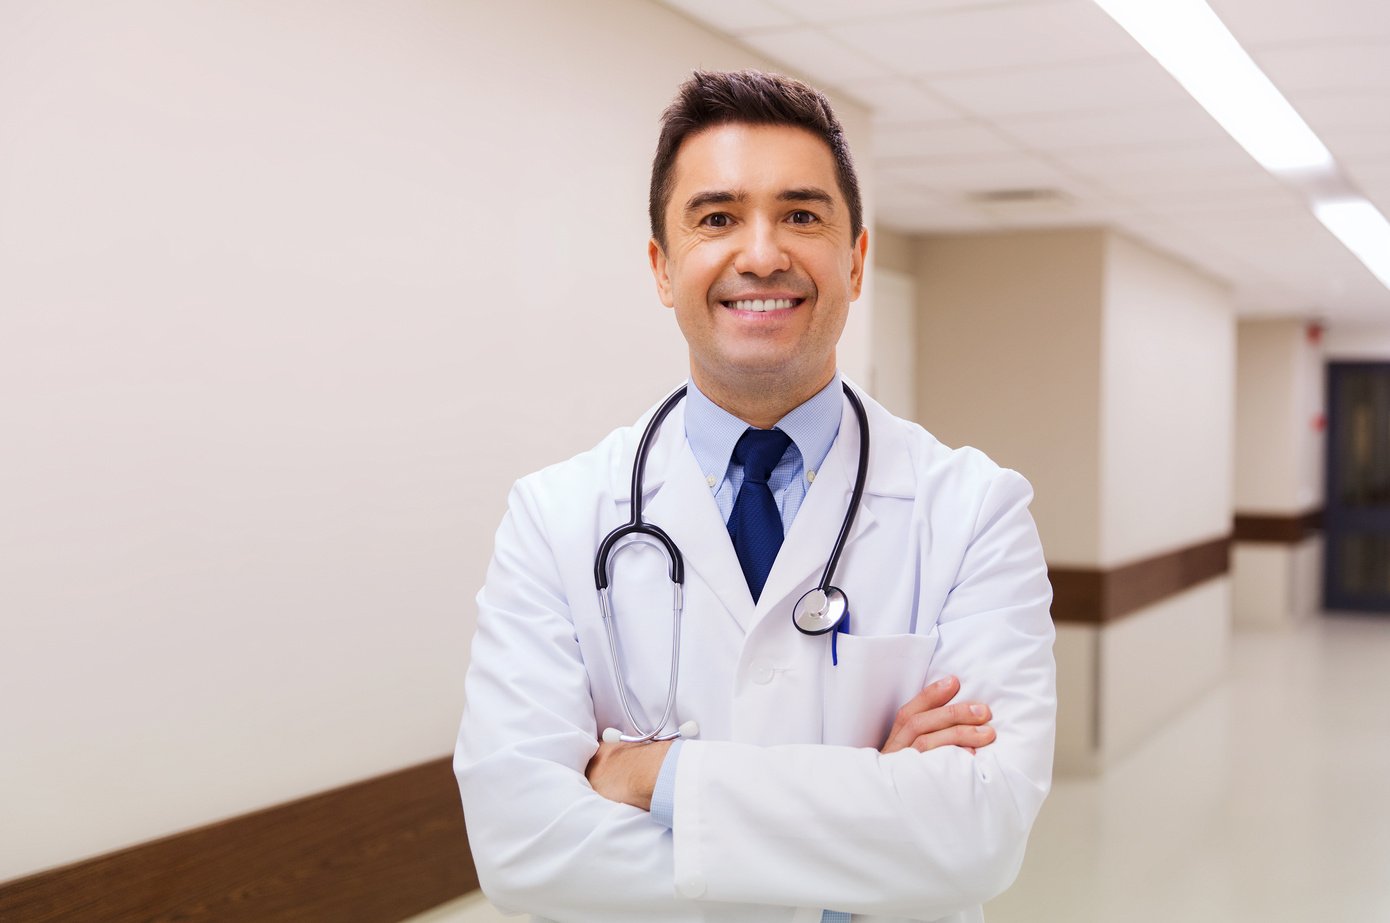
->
<box><xmin>0</xmin><ymin>756</ymin><xmax>476</xmax><ymax>923</ymax></box>
<box><xmin>1049</xmin><ymin>535</ymin><xmax>1232</xmax><ymax>624</ymax></box>
<box><xmin>1233</xmin><ymin>509</ymin><xmax>1323</xmax><ymax>544</ymax></box>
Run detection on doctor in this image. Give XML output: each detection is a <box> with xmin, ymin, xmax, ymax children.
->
<box><xmin>456</xmin><ymin>70</ymin><xmax>1056</xmax><ymax>923</ymax></box>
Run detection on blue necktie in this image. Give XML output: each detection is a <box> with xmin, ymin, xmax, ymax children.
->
<box><xmin>728</xmin><ymin>428</ymin><xmax>792</xmax><ymax>602</ymax></box>
<box><xmin>731</xmin><ymin>429</ymin><xmax>844</xmax><ymax>923</ymax></box>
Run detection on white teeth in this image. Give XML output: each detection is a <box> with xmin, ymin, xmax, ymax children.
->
<box><xmin>728</xmin><ymin>298</ymin><xmax>795</xmax><ymax>312</ymax></box>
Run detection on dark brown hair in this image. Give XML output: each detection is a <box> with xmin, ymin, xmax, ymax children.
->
<box><xmin>648</xmin><ymin>69</ymin><xmax>863</xmax><ymax>250</ymax></box>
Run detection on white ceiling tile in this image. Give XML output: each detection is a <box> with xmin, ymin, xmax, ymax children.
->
<box><xmin>1091</xmin><ymin>165</ymin><xmax>1288</xmax><ymax>203</ymax></box>
<box><xmin>879</xmin><ymin>198</ymin><xmax>1002</xmax><ymax>233</ymax></box>
<box><xmin>925</xmin><ymin>56</ymin><xmax>1189</xmax><ymax>118</ymax></box>
<box><xmin>1319</xmin><ymin>126</ymin><xmax>1390</xmax><ymax>161</ymax></box>
<box><xmin>986</xmin><ymin>199</ymin><xmax>1132</xmax><ymax>229</ymax></box>
<box><xmin>997</xmin><ymin>103</ymin><xmax>1230</xmax><ymax>151</ymax></box>
<box><xmin>874</xmin><ymin>180</ymin><xmax>947</xmax><ymax>203</ymax></box>
<box><xmin>771</xmin><ymin>0</ymin><xmax>1056</xmax><ymax>27</ymax></box>
<box><xmin>1209</xmin><ymin>0</ymin><xmax>1390</xmax><ymax>48</ymax></box>
<box><xmin>1053</xmin><ymin>142</ymin><xmax>1255</xmax><ymax>179</ymax></box>
<box><xmin>874</xmin><ymin>120</ymin><xmax>1017</xmax><ymax>159</ymax></box>
<box><xmin>656</xmin><ymin>0</ymin><xmax>799</xmax><ymax>34</ymax></box>
<box><xmin>837</xmin><ymin>77</ymin><xmax>962</xmax><ymax>124</ymax></box>
<box><xmin>738</xmin><ymin>27</ymin><xmax>894</xmax><ymax>84</ymax></box>
<box><xmin>1346</xmin><ymin>163</ymin><xmax>1390</xmax><ymax>209</ymax></box>
<box><xmin>1251</xmin><ymin>39</ymin><xmax>1390</xmax><ymax>94</ymax></box>
<box><xmin>1287</xmin><ymin>90</ymin><xmax>1390</xmax><ymax>145</ymax></box>
<box><xmin>881</xmin><ymin>152</ymin><xmax>1083</xmax><ymax>196</ymax></box>
<box><xmin>833</xmin><ymin>0</ymin><xmax>1139</xmax><ymax>77</ymax></box>
<box><xmin>876</xmin><ymin>186</ymin><xmax>995</xmax><ymax>231</ymax></box>
<box><xmin>1129</xmin><ymin>185</ymin><xmax>1305</xmax><ymax>215</ymax></box>
<box><xmin>1114</xmin><ymin>218</ymin><xmax>1258</xmax><ymax>277</ymax></box>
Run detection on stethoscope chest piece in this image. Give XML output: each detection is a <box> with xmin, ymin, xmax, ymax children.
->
<box><xmin>793</xmin><ymin>586</ymin><xmax>849</xmax><ymax>635</ymax></box>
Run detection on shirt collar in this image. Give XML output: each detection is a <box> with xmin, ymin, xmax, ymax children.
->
<box><xmin>684</xmin><ymin>373</ymin><xmax>843</xmax><ymax>486</ymax></box>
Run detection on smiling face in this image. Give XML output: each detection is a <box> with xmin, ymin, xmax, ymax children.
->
<box><xmin>648</xmin><ymin>123</ymin><xmax>867</xmax><ymax>410</ymax></box>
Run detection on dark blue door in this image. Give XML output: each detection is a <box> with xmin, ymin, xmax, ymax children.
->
<box><xmin>1325</xmin><ymin>362</ymin><xmax>1390</xmax><ymax>612</ymax></box>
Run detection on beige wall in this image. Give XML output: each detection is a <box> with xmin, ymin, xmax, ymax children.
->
<box><xmin>0</xmin><ymin>0</ymin><xmax>874</xmax><ymax>880</ymax></box>
<box><xmin>914</xmin><ymin>228</ymin><xmax>1235</xmax><ymax>570</ymax></box>
<box><xmin>1099</xmin><ymin>234</ymin><xmax>1234</xmax><ymax>565</ymax></box>
<box><xmin>1231</xmin><ymin>318</ymin><xmax>1325</xmax><ymax>628</ymax></box>
<box><xmin>871</xmin><ymin>268</ymin><xmax>918</xmax><ymax>420</ymax></box>
<box><xmin>1323</xmin><ymin>324</ymin><xmax>1390</xmax><ymax>359</ymax></box>
<box><xmin>1232</xmin><ymin>540</ymin><xmax>1321</xmax><ymax>628</ymax></box>
<box><xmin>916</xmin><ymin>229</ymin><xmax>1106</xmax><ymax>566</ymax></box>
<box><xmin>872</xmin><ymin>225</ymin><xmax>918</xmax><ymax>276</ymax></box>
<box><xmin>1235</xmin><ymin>319</ymin><xmax>1324</xmax><ymax>513</ymax></box>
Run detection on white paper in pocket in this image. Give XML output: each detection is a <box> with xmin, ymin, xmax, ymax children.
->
<box><xmin>821</xmin><ymin>629</ymin><xmax>941</xmax><ymax>748</ymax></box>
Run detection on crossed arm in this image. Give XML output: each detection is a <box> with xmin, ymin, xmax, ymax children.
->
<box><xmin>586</xmin><ymin>673</ymin><xmax>997</xmax><ymax>811</ymax></box>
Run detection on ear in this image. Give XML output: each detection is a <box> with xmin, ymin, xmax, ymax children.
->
<box><xmin>848</xmin><ymin>228</ymin><xmax>869</xmax><ymax>301</ymax></box>
<box><xmin>649</xmin><ymin>238</ymin><xmax>675</xmax><ymax>308</ymax></box>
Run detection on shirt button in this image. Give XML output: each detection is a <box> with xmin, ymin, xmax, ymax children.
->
<box><xmin>678</xmin><ymin>873</ymin><xmax>708</xmax><ymax>898</ymax></box>
<box><xmin>751</xmin><ymin>661</ymin><xmax>775</xmax><ymax>685</ymax></box>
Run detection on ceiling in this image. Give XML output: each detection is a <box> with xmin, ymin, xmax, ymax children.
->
<box><xmin>656</xmin><ymin>0</ymin><xmax>1390</xmax><ymax>322</ymax></box>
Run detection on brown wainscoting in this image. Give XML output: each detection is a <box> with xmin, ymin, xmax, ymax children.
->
<box><xmin>1049</xmin><ymin>535</ymin><xmax>1232</xmax><ymax>624</ymax></box>
<box><xmin>1233</xmin><ymin>509</ymin><xmax>1324</xmax><ymax>544</ymax></box>
<box><xmin>0</xmin><ymin>756</ymin><xmax>476</xmax><ymax>923</ymax></box>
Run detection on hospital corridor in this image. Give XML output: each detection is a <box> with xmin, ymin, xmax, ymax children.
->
<box><xmin>4</xmin><ymin>0</ymin><xmax>1390</xmax><ymax>921</ymax></box>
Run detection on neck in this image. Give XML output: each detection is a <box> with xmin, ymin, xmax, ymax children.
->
<box><xmin>691</xmin><ymin>364</ymin><xmax>835</xmax><ymax>430</ymax></box>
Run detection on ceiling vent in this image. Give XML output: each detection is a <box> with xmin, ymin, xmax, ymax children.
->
<box><xmin>967</xmin><ymin>187</ymin><xmax>1074</xmax><ymax>220</ymax></box>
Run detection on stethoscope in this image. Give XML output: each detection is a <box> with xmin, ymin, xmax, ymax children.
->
<box><xmin>595</xmin><ymin>381</ymin><xmax>871</xmax><ymax>744</ymax></box>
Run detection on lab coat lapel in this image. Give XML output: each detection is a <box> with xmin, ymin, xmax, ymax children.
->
<box><xmin>754</xmin><ymin>392</ymin><xmax>879</xmax><ymax>626</ymax></box>
<box><xmin>638</xmin><ymin>405</ymin><xmax>757</xmax><ymax>633</ymax></box>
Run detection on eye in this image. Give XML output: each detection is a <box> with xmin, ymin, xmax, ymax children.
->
<box><xmin>789</xmin><ymin>210</ymin><xmax>818</xmax><ymax>225</ymax></box>
<box><xmin>701</xmin><ymin>213</ymin><xmax>732</xmax><ymax>228</ymax></box>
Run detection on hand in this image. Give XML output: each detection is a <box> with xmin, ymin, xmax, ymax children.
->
<box><xmin>880</xmin><ymin>675</ymin><xmax>995</xmax><ymax>755</ymax></box>
<box><xmin>585</xmin><ymin>738</ymin><xmax>673</xmax><ymax>811</ymax></box>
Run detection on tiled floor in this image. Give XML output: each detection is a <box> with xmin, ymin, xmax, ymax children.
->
<box><xmin>413</xmin><ymin>613</ymin><xmax>1390</xmax><ymax>922</ymax></box>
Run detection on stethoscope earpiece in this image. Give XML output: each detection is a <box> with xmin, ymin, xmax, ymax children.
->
<box><xmin>600</xmin><ymin>719</ymin><xmax>700</xmax><ymax>745</ymax></box>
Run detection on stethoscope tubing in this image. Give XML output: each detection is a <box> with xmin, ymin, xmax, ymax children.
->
<box><xmin>594</xmin><ymin>381</ymin><xmax>869</xmax><ymax>743</ymax></box>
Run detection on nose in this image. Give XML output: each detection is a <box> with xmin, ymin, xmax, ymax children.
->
<box><xmin>732</xmin><ymin>216</ymin><xmax>791</xmax><ymax>277</ymax></box>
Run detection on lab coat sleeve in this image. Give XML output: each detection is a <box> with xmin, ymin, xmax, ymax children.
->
<box><xmin>670</xmin><ymin>466</ymin><xmax>1056</xmax><ymax>919</ymax></box>
<box><xmin>454</xmin><ymin>481</ymin><xmax>695</xmax><ymax>921</ymax></box>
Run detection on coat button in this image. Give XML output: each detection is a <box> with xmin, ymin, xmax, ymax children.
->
<box><xmin>751</xmin><ymin>660</ymin><xmax>775</xmax><ymax>685</ymax></box>
<box><xmin>678</xmin><ymin>873</ymin><xmax>707</xmax><ymax>898</ymax></box>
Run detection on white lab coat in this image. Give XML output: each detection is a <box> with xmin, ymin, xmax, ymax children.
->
<box><xmin>455</xmin><ymin>385</ymin><xmax>1056</xmax><ymax>923</ymax></box>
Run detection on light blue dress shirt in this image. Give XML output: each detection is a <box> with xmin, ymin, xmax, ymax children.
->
<box><xmin>650</xmin><ymin>374</ymin><xmax>849</xmax><ymax>922</ymax></box>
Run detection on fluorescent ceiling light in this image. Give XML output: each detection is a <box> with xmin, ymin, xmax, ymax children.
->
<box><xmin>1315</xmin><ymin>199</ymin><xmax>1390</xmax><ymax>289</ymax></box>
<box><xmin>1092</xmin><ymin>0</ymin><xmax>1331</xmax><ymax>172</ymax></box>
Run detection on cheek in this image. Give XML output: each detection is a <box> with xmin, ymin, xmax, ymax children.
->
<box><xmin>671</xmin><ymin>258</ymin><xmax>719</xmax><ymax>299</ymax></box>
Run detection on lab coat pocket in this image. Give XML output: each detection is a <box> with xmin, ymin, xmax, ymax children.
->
<box><xmin>822</xmin><ymin>629</ymin><xmax>941</xmax><ymax>749</ymax></box>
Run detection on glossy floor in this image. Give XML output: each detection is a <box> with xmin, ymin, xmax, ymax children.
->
<box><xmin>413</xmin><ymin>613</ymin><xmax>1390</xmax><ymax>922</ymax></box>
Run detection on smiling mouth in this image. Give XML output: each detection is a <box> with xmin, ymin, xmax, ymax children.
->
<box><xmin>721</xmin><ymin>297</ymin><xmax>804</xmax><ymax>312</ymax></box>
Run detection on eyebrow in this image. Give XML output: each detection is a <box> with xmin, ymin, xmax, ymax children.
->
<box><xmin>684</xmin><ymin>190</ymin><xmax>744</xmax><ymax>215</ymax></box>
<box><xmin>778</xmin><ymin>186</ymin><xmax>836</xmax><ymax>209</ymax></box>
<box><xmin>682</xmin><ymin>186</ymin><xmax>838</xmax><ymax>217</ymax></box>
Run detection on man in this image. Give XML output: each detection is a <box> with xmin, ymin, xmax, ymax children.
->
<box><xmin>456</xmin><ymin>70</ymin><xmax>1055</xmax><ymax>923</ymax></box>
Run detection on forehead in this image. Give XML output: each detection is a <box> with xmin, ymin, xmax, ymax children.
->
<box><xmin>668</xmin><ymin>123</ymin><xmax>841</xmax><ymax>201</ymax></box>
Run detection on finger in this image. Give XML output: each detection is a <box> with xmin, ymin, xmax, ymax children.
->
<box><xmin>910</xmin><ymin>723</ymin><xmax>996</xmax><ymax>753</ymax></box>
<box><xmin>886</xmin><ymin>676</ymin><xmax>959</xmax><ymax>741</ymax></box>
<box><xmin>884</xmin><ymin>701</ymin><xmax>991</xmax><ymax>755</ymax></box>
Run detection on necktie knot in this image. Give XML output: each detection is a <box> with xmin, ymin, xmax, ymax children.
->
<box><xmin>732</xmin><ymin>428</ymin><xmax>791</xmax><ymax>485</ymax></box>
